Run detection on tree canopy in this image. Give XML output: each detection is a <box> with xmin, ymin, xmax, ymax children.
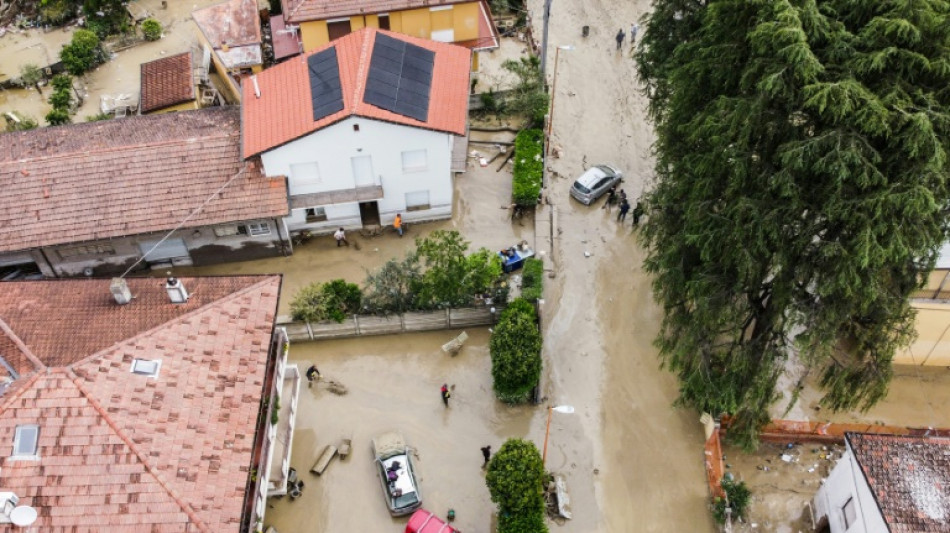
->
<box><xmin>636</xmin><ymin>0</ymin><xmax>950</xmax><ymax>448</ymax></box>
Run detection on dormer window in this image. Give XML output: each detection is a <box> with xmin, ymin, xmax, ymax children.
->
<box><xmin>131</xmin><ymin>358</ymin><xmax>161</xmax><ymax>378</ymax></box>
<box><xmin>12</xmin><ymin>424</ymin><xmax>39</xmax><ymax>458</ymax></box>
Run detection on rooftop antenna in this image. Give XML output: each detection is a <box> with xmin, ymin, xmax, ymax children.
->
<box><xmin>10</xmin><ymin>505</ymin><xmax>37</xmax><ymax>531</ymax></box>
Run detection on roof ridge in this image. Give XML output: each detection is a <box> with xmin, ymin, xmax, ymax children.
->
<box><xmin>0</xmin><ymin>317</ymin><xmax>45</xmax><ymax>373</ymax></box>
<box><xmin>351</xmin><ymin>28</ymin><xmax>376</xmax><ymax>117</ymax></box>
<box><xmin>66</xmin><ymin>369</ymin><xmax>209</xmax><ymax>531</ymax></box>
<box><xmin>3</xmin><ymin>130</ymin><xmax>239</xmax><ymax>168</ymax></box>
<box><xmin>68</xmin><ymin>276</ymin><xmax>279</xmax><ymax>371</ymax></box>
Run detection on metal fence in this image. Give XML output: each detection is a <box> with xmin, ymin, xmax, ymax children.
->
<box><xmin>278</xmin><ymin>306</ymin><xmax>504</xmax><ymax>342</ymax></box>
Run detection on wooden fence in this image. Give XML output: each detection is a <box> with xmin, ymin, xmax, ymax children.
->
<box><xmin>278</xmin><ymin>306</ymin><xmax>504</xmax><ymax>342</ymax></box>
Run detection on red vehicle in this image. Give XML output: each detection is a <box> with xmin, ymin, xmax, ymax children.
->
<box><xmin>404</xmin><ymin>509</ymin><xmax>458</xmax><ymax>533</ymax></box>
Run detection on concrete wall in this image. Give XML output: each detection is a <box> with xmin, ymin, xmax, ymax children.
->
<box><xmin>1</xmin><ymin>218</ymin><xmax>287</xmax><ymax>278</ymax></box>
<box><xmin>260</xmin><ymin>117</ymin><xmax>453</xmax><ymax>233</ymax></box>
<box><xmin>812</xmin><ymin>443</ymin><xmax>889</xmax><ymax>533</ymax></box>
<box><xmin>895</xmin><ymin>301</ymin><xmax>950</xmax><ymax>366</ymax></box>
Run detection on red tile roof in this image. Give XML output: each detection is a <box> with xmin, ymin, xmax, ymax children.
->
<box><xmin>283</xmin><ymin>0</ymin><xmax>473</xmax><ymax>22</ymax></box>
<box><xmin>0</xmin><ymin>276</ymin><xmax>282</xmax><ymax>532</ymax></box>
<box><xmin>140</xmin><ymin>52</ymin><xmax>195</xmax><ymax>113</ymax></box>
<box><xmin>847</xmin><ymin>433</ymin><xmax>950</xmax><ymax>532</ymax></box>
<box><xmin>192</xmin><ymin>0</ymin><xmax>262</xmax><ymax>48</ymax></box>
<box><xmin>242</xmin><ymin>27</ymin><xmax>470</xmax><ymax>158</ymax></box>
<box><xmin>0</xmin><ymin>107</ymin><xmax>289</xmax><ymax>253</ymax></box>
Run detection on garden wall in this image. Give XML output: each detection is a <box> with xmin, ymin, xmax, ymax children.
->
<box><xmin>278</xmin><ymin>306</ymin><xmax>505</xmax><ymax>341</ymax></box>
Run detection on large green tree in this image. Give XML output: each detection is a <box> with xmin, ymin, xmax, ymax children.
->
<box><xmin>636</xmin><ymin>0</ymin><xmax>950</xmax><ymax>448</ymax></box>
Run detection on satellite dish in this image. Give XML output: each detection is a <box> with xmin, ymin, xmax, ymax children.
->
<box><xmin>10</xmin><ymin>506</ymin><xmax>37</xmax><ymax>527</ymax></box>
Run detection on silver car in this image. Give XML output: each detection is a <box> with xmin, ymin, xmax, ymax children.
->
<box><xmin>372</xmin><ymin>431</ymin><xmax>422</xmax><ymax>516</ymax></box>
<box><xmin>569</xmin><ymin>164</ymin><xmax>623</xmax><ymax>205</ymax></box>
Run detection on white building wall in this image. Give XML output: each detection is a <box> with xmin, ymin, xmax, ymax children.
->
<box><xmin>260</xmin><ymin>116</ymin><xmax>454</xmax><ymax>233</ymax></box>
<box><xmin>813</xmin><ymin>443</ymin><xmax>888</xmax><ymax>533</ymax></box>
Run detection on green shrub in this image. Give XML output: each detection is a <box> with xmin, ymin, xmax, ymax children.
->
<box><xmin>512</xmin><ymin>129</ymin><xmax>543</xmax><ymax>206</ymax></box>
<box><xmin>45</xmin><ymin>108</ymin><xmax>71</xmax><ymax>126</ymax></box>
<box><xmin>501</xmin><ymin>56</ymin><xmax>548</xmax><ymax>126</ymax></box>
<box><xmin>19</xmin><ymin>64</ymin><xmax>44</xmax><ymax>88</ymax></box>
<box><xmin>4</xmin><ymin>113</ymin><xmax>39</xmax><ymax>132</ymax></box>
<box><xmin>39</xmin><ymin>0</ymin><xmax>76</xmax><ymax>25</ymax></box>
<box><xmin>290</xmin><ymin>280</ymin><xmax>361</xmax><ymax>323</ymax></box>
<box><xmin>490</xmin><ymin>298</ymin><xmax>542</xmax><ymax>403</ymax></box>
<box><xmin>521</xmin><ymin>257</ymin><xmax>544</xmax><ymax>301</ymax></box>
<box><xmin>479</xmin><ymin>89</ymin><xmax>500</xmax><ymax>113</ymax></box>
<box><xmin>141</xmin><ymin>18</ymin><xmax>162</xmax><ymax>41</ymax></box>
<box><xmin>712</xmin><ymin>477</ymin><xmax>752</xmax><ymax>524</ymax></box>
<box><xmin>60</xmin><ymin>29</ymin><xmax>103</xmax><ymax>76</ymax></box>
<box><xmin>51</xmin><ymin>74</ymin><xmax>72</xmax><ymax>92</ymax></box>
<box><xmin>86</xmin><ymin>112</ymin><xmax>113</xmax><ymax>122</ymax></box>
<box><xmin>363</xmin><ymin>254</ymin><xmax>423</xmax><ymax>314</ymax></box>
<box><xmin>486</xmin><ymin>439</ymin><xmax>548</xmax><ymax>533</ymax></box>
<box><xmin>83</xmin><ymin>0</ymin><xmax>130</xmax><ymax>38</ymax></box>
<box><xmin>498</xmin><ymin>512</ymin><xmax>548</xmax><ymax>533</ymax></box>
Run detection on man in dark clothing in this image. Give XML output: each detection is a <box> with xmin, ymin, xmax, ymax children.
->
<box><xmin>632</xmin><ymin>201</ymin><xmax>645</xmax><ymax>226</ymax></box>
<box><xmin>306</xmin><ymin>365</ymin><xmax>321</xmax><ymax>387</ymax></box>
<box><xmin>618</xmin><ymin>199</ymin><xmax>631</xmax><ymax>222</ymax></box>
<box><xmin>481</xmin><ymin>445</ymin><xmax>492</xmax><ymax>467</ymax></box>
<box><xmin>603</xmin><ymin>186</ymin><xmax>617</xmax><ymax>211</ymax></box>
<box><xmin>616</xmin><ymin>28</ymin><xmax>625</xmax><ymax>50</ymax></box>
<box><xmin>441</xmin><ymin>383</ymin><xmax>451</xmax><ymax>407</ymax></box>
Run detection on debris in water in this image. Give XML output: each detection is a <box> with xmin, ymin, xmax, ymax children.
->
<box><xmin>441</xmin><ymin>331</ymin><xmax>469</xmax><ymax>355</ymax></box>
<box><xmin>584</xmin><ymin>251</ymin><xmax>591</xmax><ymax>257</ymax></box>
<box><xmin>324</xmin><ymin>380</ymin><xmax>348</xmax><ymax>395</ymax></box>
<box><xmin>781</xmin><ymin>454</ymin><xmax>792</xmax><ymax>462</ymax></box>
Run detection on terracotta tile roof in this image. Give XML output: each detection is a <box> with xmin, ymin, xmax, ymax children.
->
<box><xmin>847</xmin><ymin>433</ymin><xmax>950</xmax><ymax>532</ymax></box>
<box><xmin>242</xmin><ymin>27</ymin><xmax>470</xmax><ymax>158</ymax></box>
<box><xmin>283</xmin><ymin>0</ymin><xmax>471</xmax><ymax>22</ymax></box>
<box><xmin>0</xmin><ymin>107</ymin><xmax>289</xmax><ymax>253</ymax></box>
<box><xmin>0</xmin><ymin>276</ymin><xmax>282</xmax><ymax>532</ymax></box>
<box><xmin>140</xmin><ymin>52</ymin><xmax>195</xmax><ymax>113</ymax></box>
<box><xmin>192</xmin><ymin>0</ymin><xmax>262</xmax><ymax>48</ymax></box>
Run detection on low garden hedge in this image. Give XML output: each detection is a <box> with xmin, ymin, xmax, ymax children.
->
<box><xmin>512</xmin><ymin>129</ymin><xmax>543</xmax><ymax>206</ymax></box>
<box><xmin>490</xmin><ymin>298</ymin><xmax>542</xmax><ymax>403</ymax></box>
<box><xmin>521</xmin><ymin>257</ymin><xmax>543</xmax><ymax>301</ymax></box>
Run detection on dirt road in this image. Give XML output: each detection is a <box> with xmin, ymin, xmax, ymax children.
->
<box><xmin>524</xmin><ymin>0</ymin><xmax>717</xmax><ymax>531</ymax></box>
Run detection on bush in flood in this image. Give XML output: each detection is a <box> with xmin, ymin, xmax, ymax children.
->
<box><xmin>490</xmin><ymin>298</ymin><xmax>541</xmax><ymax>403</ymax></box>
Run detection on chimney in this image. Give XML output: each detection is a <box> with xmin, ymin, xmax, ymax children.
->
<box><xmin>165</xmin><ymin>277</ymin><xmax>189</xmax><ymax>304</ymax></box>
<box><xmin>110</xmin><ymin>278</ymin><xmax>132</xmax><ymax>305</ymax></box>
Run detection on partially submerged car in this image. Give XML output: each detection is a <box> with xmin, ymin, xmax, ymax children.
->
<box><xmin>569</xmin><ymin>164</ymin><xmax>623</xmax><ymax>205</ymax></box>
<box><xmin>405</xmin><ymin>509</ymin><xmax>458</xmax><ymax>533</ymax></box>
<box><xmin>373</xmin><ymin>431</ymin><xmax>422</xmax><ymax>516</ymax></box>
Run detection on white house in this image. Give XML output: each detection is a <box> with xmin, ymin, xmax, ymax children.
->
<box><xmin>242</xmin><ymin>27</ymin><xmax>471</xmax><ymax>234</ymax></box>
<box><xmin>812</xmin><ymin>432</ymin><xmax>950</xmax><ymax>533</ymax></box>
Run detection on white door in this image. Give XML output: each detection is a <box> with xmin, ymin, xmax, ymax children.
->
<box><xmin>138</xmin><ymin>238</ymin><xmax>189</xmax><ymax>261</ymax></box>
<box><xmin>351</xmin><ymin>155</ymin><xmax>375</xmax><ymax>187</ymax></box>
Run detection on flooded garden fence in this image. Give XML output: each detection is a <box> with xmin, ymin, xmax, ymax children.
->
<box><xmin>278</xmin><ymin>305</ymin><xmax>505</xmax><ymax>342</ymax></box>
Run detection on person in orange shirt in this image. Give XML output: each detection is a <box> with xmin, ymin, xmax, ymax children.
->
<box><xmin>394</xmin><ymin>213</ymin><xmax>403</xmax><ymax>237</ymax></box>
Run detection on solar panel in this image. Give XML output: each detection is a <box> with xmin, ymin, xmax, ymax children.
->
<box><xmin>364</xmin><ymin>33</ymin><xmax>434</xmax><ymax>122</ymax></box>
<box><xmin>308</xmin><ymin>47</ymin><xmax>344</xmax><ymax>121</ymax></box>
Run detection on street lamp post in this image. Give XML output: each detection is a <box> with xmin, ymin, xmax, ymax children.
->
<box><xmin>546</xmin><ymin>45</ymin><xmax>573</xmax><ymax>155</ymax></box>
<box><xmin>540</xmin><ymin>0</ymin><xmax>554</xmax><ymax>79</ymax></box>
<box><xmin>541</xmin><ymin>404</ymin><xmax>575</xmax><ymax>466</ymax></box>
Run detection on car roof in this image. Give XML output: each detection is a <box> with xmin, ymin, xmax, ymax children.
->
<box><xmin>576</xmin><ymin>166</ymin><xmax>609</xmax><ymax>187</ymax></box>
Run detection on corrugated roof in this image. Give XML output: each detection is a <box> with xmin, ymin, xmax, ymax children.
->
<box><xmin>847</xmin><ymin>432</ymin><xmax>950</xmax><ymax>532</ymax></box>
<box><xmin>242</xmin><ymin>27</ymin><xmax>470</xmax><ymax>158</ymax></box>
<box><xmin>140</xmin><ymin>52</ymin><xmax>195</xmax><ymax>113</ymax></box>
<box><xmin>283</xmin><ymin>0</ymin><xmax>472</xmax><ymax>22</ymax></box>
<box><xmin>0</xmin><ymin>275</ymin><xmax>282</xmax><ymax>531</ymax></box>
<box><xmin>0</xmin><ymin>107</ymin><xmax>288</xmax><ymax>253</ymax></box>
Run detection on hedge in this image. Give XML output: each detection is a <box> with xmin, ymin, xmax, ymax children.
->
<box><xmin>490</xmin><ymin>298</ymin><xmax>542</xmax><ymax>403</ymax></box>
<box><xmin>521</xmin><ymin>257</ymin><xmax>543</xmax><ymax>301</ymax></box>
<box><xmin>512</xmin><ymin>129</ymin><xmax>543</xmax><ymax>206</ymax></box>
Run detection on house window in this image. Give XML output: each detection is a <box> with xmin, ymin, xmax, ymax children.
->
<box><xmin>12</xmin><ymin>425</ymin><xmax>39</xmax><ymax>458</ymax></box>
<box><xmin>214</xmin><ymin>225</ymin><xmax>240</xmax><ymax>237</ymax></box>
<box><xmin>353</xmin><ymin>124</ymin><xmax>360</xmax><ymax>132</ymax></box>
<box><xmin>402</xmin><ymin>150</ymin><xmax>428</xmax><ymax>173</ymax></box>
<box><xmin>58</xmin><ymin>243</ymin><xmax>116</xmax><ymax>260</ymax></box>
<box><xmin>131</xmin><ymin>358</ymin><xmax>161</xmax><ymax>378</ymax></box>
<box><xmin>305</xmin><ymin>207</ymin><xmax>327</xmax><ymax>222</ymax></box>
<box><xmin>405</xmin><ymin>190</ymin><xmax>430</xmax><ymax>211</ymax></box>
<box><xmin>842</xmin><ymin>497</ymin><xmax>857</xmax><ymax>529</ymax></box>
<box><xmin>246</xmin><ymin>222</ymin><xmax>271</xmax><ymax>236</ymax></box>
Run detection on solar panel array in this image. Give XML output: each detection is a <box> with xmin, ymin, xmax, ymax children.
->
<box><xmin>363</xmin><ymin>33</ymin><xmax>435</xmax><ymax>122</ymax></box>
<box><xmin>308</xmin><ymin>47</ymin><xmax>344</xmax><ymax>122</ymax></box>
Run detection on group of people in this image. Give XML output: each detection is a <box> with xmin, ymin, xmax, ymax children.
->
<box><xmin>604</xmin><ymin>187</ymin><xmax>644</xmax><ymax>225</ymax></box>
<box><xmin>332</xmin><ymin>213</ymin><xmax>403</xmax><ymax>246</ymax></box>
<box><xmin>616</xmin><ymin>22</ymin><xmax>640</xmax><ymax>51</ymax></box>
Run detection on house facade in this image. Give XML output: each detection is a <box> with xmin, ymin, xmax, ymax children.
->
<box><xmin>812</xmin><ymin>432</ymin><xmax>950</xmax><ymax>533</ymax></box>
<box><xmin>0</xmin><ymin>275</ymin><xmax>299</xmax><ymax>531</ymax></box>
<box><xmin>0</xmin><ymin>107</ymin><xmax>290</xmax><ymax>280</ymax></box>
<box><xmin>242</xmin><ymin>28</ymin><xmax>470</xmax><ymax>234</ymax></box>
<box><xmin>280</xmin><ymin>0</ymin><xmax>498</xmax><ymax>70</ymax></box>
<box><xmin>897</xmin><ymin>242</ymin><xmax>950</xmax><ymax>366</ymax></box>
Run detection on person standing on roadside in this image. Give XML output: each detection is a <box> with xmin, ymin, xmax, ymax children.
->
<box><xmin>616</xmin><ymin>28</ymin><xmax>625</xmax><ymax>50</ymax></box>
<box><xmin>441</xmin><ymin>384</ymin><xmax>451</xmax><ymax>407</ymax></box>
<box><xmin>632</xmin><ymin>200</ymin><xmax>645</xmax><ymax>226</ymax></box>
<box><xmin>630</xmin><ymin>23</ymin><xmax>639</xmax><ymax>43</ymax></box>
<box><xmin>334</xmin><ymin>227</ymin><xmax>349</xmax><ymax>247</ymax></box>
<box><xmin>481</xmin><ymin>445</ymin><xmax>492</xmax><ymax>467</ymax></box>
<box><xmin>394</xmin><ymin>213</ymin><xmax>403</xmax><ymax>237</ymax></box>
<box><xmin>618</xmin><ymin>198</ymin><xmax>631</xmax><ymax>222</ymax></box>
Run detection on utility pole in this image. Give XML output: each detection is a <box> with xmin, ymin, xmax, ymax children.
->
<box><xmin>540</xmin><ymin>0</ymin><xmax>553</xmax><ymax>81</ymax></box>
